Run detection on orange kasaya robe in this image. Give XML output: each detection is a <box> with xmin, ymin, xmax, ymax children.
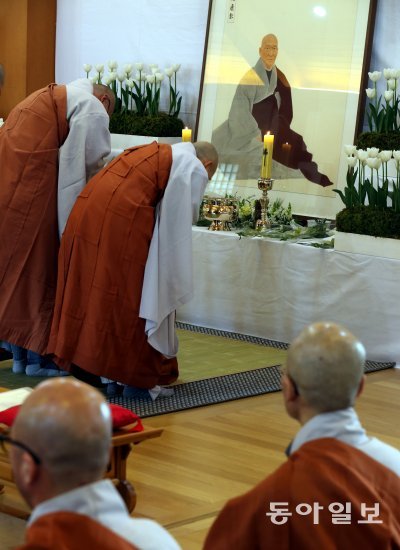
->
<box><xmin>0</xmin><ymin>85</ymin><xmax>68</xmax><ymax>354</ymax></box>
<box><xmin>48</xmin><ymin>142</ymin><xmax>179</xmax><ymax>388</ymax></box>
<box><xmin>204</xmin><ymin>438</ymin><xmax>400</xmax><ymax>550</ymax></box>
<box><xmin>17</xmin><ymin>511</ymin><xmax>138</xmax><ymax>550</ymax></box>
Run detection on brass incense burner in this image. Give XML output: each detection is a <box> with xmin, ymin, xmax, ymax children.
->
<box><xmin>202</xmin><ymin>196</ymin><xmax>238</xmax><ymax>231</ymax></box>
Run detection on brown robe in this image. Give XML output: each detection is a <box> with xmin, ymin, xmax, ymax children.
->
<box><xmin>204</xmin><ymin>438</ymin><xmax>400</xmax><ymax>549</ymax></box>
<box><xmin>0</xmin><ymin>85</ymin><xmax>68</xmax><ymax>354</ymax></box>
<box><xmin>48</xmin><ymin>143</ymin><xmax>178</xmax><ymax>388</ymax></box>
<box><xmin>18</xmin><ymin>511</ymin><xmax>138</xmax><ymax>549</ymax></box>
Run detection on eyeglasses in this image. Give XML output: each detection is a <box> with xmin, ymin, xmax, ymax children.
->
<box><xmin>0</xmin><ymin>433</ymin><xmax>41</xmax><ymax>465</ymax></box>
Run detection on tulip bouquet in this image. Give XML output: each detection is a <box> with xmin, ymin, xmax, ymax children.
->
<box><xmin>335</xmin><ymin>145</ymin><xmax>400</xmax><ymax>238</ymax></box>
<box><xmin>365</xmin><ymin>68</ymin><xmax>400</xmax><ymax>133</ymax></box>
<box><xmin>83</xmin><ymin>61</ymin><xmax>184</xmax><ymax>136</ymax></box>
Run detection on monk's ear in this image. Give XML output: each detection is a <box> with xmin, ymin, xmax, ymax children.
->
<box><xmin>282</xmin><ymin>373</ymin><xmax>298</xmax><ymax>403</ymax></box>
<box><xmin>16</xmin><ymin>451</ymin><xmax>39</xmax><ymax>487</ymax></box>
<box><xmin>356</xmin><ymin>375</ymin><xmax>365</xmax><ymax>398</ymax></box>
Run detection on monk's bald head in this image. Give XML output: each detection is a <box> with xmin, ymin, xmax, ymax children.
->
<box><xmin>286</xmin><ymin>322</ymin><xmax>365</xmax><ymax>412</ymax></box>
<box><xmin>12</xmin><ymin>378</ymin><xmax>112</xmax><ymax>490</ymax></box>
<box><xmin>193</xmin><ymin>141</ymin><xmax>219</xmax><ymax>180</ymax></box>
<box><xmin>259</xmin><ymin>34</ymin><xmax>278</xmax><ymax>70</ymax></box>
<box><xmin>93</xmin><ymin>83</ymin><xmax>115</xmax><ymax>116</ymax></box>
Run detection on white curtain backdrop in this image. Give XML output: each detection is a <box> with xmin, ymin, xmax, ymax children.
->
<box><xmin>55</xmin><ymin>0</ymin><xmax>210</xmax><ymax>130</ymax></box>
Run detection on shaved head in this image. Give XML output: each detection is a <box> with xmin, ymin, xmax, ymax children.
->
<box><xmin>93</xmin><ymin>83</ymin><xmax>115</xmax><ymax>116</ymax></box>
<box><xmin>286</xmin><ymin>322</ymin><xmax>366</xmax><ymax>413</ymax></box>
<box><xmin>193</xmin><ymin>141</ymin><xmax>219</xmax><ymax>180</ymax></box>
<box><xmin>11</xmin><ymin>378</ymin><xmax>112</xmax><ymax>501</ymax></box>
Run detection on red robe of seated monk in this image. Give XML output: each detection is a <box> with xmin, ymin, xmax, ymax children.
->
<box><xmin>17</xmin><ymin>512</ymin><xmax>139</xmax><ymax>550</ymax></box>
<box><xmin>204</xmin><ymin>438</ymin><xmax>400</xmax><ymax>549</ymax></box>
<box><xmin>48</xmin><ymin>143</ymin><xmax>178</xmax><ymax>388</ymax></box>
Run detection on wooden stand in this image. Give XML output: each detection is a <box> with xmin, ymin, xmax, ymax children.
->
<box><xmin>0</xmin><ymin>424</ymin><xmax>163</xmax><ymax>519</ymax></box>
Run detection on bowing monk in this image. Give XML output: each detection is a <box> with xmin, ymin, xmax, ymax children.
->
<box><xmin>6</xmin><ymin>378</ymin><xmax>179</xmax><ymax>549</ymax></box>
<box><xmin>204</xmin><ymin>322</ymin><xmax>400</xmax><ymax>549</ymax></box>
<box><xmin>0</xmin><ymin>79</ymin><xmax>115</xmax><ymax>376</ymax></box>
<box><xmin>48</xmin><ymin>141</ymin><xmax>218</xmax><ymax>398</ymax></box>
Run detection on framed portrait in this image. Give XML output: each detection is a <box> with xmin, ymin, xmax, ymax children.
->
<box><xmin>196</xmin><ymin>0</ymin><xmax>377</xmax><ymax>219</ymax></box>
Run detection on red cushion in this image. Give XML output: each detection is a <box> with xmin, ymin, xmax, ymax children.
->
<box><xmin>0</xmin><ymin>404</ymin><xmax>143</xmax><ymax>433</ymax></box>
<box><xmin>0</xmin><ymin>405</ymin><xmax>19</xmax><ymax>427</ymax></box>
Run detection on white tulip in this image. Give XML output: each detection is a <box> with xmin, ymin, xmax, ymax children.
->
<box><xmin>357</xmin><ymin>149</ymin><xmax>369</xmax><ymax>162</ymax></box>
<box><xmin>344</xmin><ymin>144</ymin><xmax>357</xmax><ymax>156</ymax></box>
<box><xmin>125</xmin><ymin>79</ymin><xmax>134</xmax><ymax>88</ymax></box>
<box><xmin>390</xmin><ymin>68</ymin><xmax>398</xmax><ymax>79</ymax></box>
<box><xmin>83</xmin><ymin>64</ymin><xmax>92</xmax><ymax>73</ymax></box>
<box><xmin>367</xmin><ymin>147</ymin><xmax>380</xmax><ymax>158</ymax></box>
<box><xmin>172</xmin><ymin>63</ymin><xmax>181</xmax><ymax>72</ymax></box>
<box><xmin>149</xmin><ymin>64</ymin><xmax>158</xmax><ymax>70</ymax></box>
<box><xmin>155</xmin><ymin>72</ymin><xmax>164</xmax><ymax>82</ymax></box>
<box><xmin>393</xmin><ymin>150</ymin><xmax>400</xmax><ymax>161</ymax></box>
<box><xmin>165</xmin><ymin>67</ymin><xmax>174</xmax><ymax>77</ymax></box>
<box><xmin>135</xmin><ymin>63</ymin><xmax>144</xmax><ymax>71</ymax></box>
<box><xmin>90</xmin><ymin>76</ymin><xmax>98</xmax><ymax>84</ymax></box>
<box><xmin>117</xmin><ymin>73</ymin><xmax>125</xmax><ymax>83</ymax></box>
<box><xmin>108</xmin><ymin>71</ymin><xmax>117</xmax><ymax>82</ymax></box>
<box><xmin>368</xmin><ymin>71</ymin><xmax>381</xmax><ymax>82</ymax></box>
<box><xmin>135</xmin><ymin>71</ymin><xmax>143</xmax><ymax>80</ymax></box>
<box><xmin>95</xmin><ymin>64</ymin><xmax>104</xmax><ymax>73</ymax></box>
<box><xmin>346</xmin><ymin>156</ymin><xmax>357</xmax><ymax>168</ymax></box>
<box><xmin>383</xmin><ymin>68</ymin><xmax>392</xmax><ymax>80</ymax></box>
<box><xmin>395</xmin><ymin>69</ymin><xmax>400</xmax><ymax>79</ymax></box>
<box><xmin>388</xmin><ymin>78</ymin><xmax>396</xmax><ymax>90</ymax></box>
<box><xmin>366</xmin><ymin>88</ymin><xmax>376</xmax><ymax>99</ymax></box>
<box><xmin>108</xmin><ymin>60</ymin><xmax>118</xmax><ymax>71</ymax></box>
<box><xmin>151</xmin><ymin>67</ymin><xmax>158</xmax><ymax>75</ymax></box>
<box><xmin>379</xmin><ymin>150</ymin><xmax>392</xmax><ymax>162</ymax></box>
<box><xmin>124</xmin><ymin>64</ymin><xmax>133</xmax><ymax>76</ymax></box>
<box><xmin>366</xmin><ymin>157</ymin><xmax>382</xmax><ymax>170</ymax></box>
<box><xmin>384</xmin><ymin>90</ymin><xmax>394</xmax><ymax>102</ymax></box>
<box><xmin>103</xmin><ymin>75</ymin><xmax>114</xmax><ymax>86</ymax></box>
<box><xmin>146</xmin><ymin>74</ymin><xmax>156</xmax><ymax>84</ymax></box>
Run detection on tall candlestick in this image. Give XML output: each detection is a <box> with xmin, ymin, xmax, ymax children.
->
<box><xmin>261</xmin><ymin>132</ymin><xmax>274</xmax><ymax>179</ymax></box>
<box><xmin>182</xmin><ymin>127</ymin><xmax>192</xmax><ymax>142</ymax></box>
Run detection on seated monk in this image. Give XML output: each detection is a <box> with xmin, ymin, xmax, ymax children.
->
<box><xmin>5</xmin><ymin>378</ymin><xmax>180</xmax><ymax>549</ymax></box>
<box><xmin>204</xmin><ymin>322</ymin><xmax>400</xmax><ymax>549</ymax></box>
<box><xmin>48</xmin><ymin>141</ymin><xmax>218</xmax><ymax>399</ymax></box>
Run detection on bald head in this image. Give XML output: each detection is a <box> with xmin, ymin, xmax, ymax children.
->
<box><xmin>286</xmin><ymin>322</ymin><xmax>366</xmax><ymax>413</ymax></box>
<box><xmin>12</xmin><ymin>378</ymin><xmax>112</xmax><ymax>494</ymax></box>
<box><xmin>193</xmin><ymin>141</ymin><xmax>219</xmax><ymax>180</ymax></box>
<box><xmin>93</xmin><ymin>83</ymin><xmax>115</xmax><ymax>116</ymax></box>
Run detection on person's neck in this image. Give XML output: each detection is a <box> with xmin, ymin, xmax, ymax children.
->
<box><xmin>262</xmin><ymin>62</ymin><xmax>275</xmax><ymax>71</ymax></box>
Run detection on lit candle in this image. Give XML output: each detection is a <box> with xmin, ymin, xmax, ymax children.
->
<box><xmin>282</xmin><ymin>142</ymin><xmax>292</xmax><ymax>165</ymax></box>
<box><xmin>261</xmin><ymin>132</ymin><xmax>274</xmax><ymax>179</ymax></box>
<box><xmin>182</xmin><ymin>127</ymin><xmax>192</xmax><ymax>142</ymax></box>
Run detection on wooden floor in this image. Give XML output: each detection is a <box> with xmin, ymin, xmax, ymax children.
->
<box><xmin>0</xmin><ymin>367</ymin><xmax>399</xmax><ymax>549</ymax></box>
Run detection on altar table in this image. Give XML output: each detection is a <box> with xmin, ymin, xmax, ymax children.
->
<box><xmin>177</xmin><ymin>227</ymin><xmax>400</xmax><ymax>363</ymax></box>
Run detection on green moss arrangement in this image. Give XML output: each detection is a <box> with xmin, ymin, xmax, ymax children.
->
<box><xmin>109</xmin><ymin>111</ymin><xmax>184</xmax><ymax>137</ymax></box>
<box><xmin>336</xmin><ymin>206</ymin><xmax>400</xmax><ymax>238</ymax></box>
<box><xmin>356</xmin><ymin>131</ymin><xmax>400</xmax><ymax>151</ymax></box>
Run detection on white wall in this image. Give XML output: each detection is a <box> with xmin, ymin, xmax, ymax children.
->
<box><xmin>56</xmin><ymin>0</ymin><xmax>210</xmax><ymax>130</ymax></box>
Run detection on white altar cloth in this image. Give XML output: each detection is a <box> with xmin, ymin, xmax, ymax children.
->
<box><xmin>177</xmin><ymin>227</ymin><xmax>400</xmax><ymax>363</ymax></box>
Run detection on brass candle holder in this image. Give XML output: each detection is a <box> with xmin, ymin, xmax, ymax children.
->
<box><xmin>255</xmin><ymin>177</ymin><xmax>274</xmax><ymax>230</ymax></box>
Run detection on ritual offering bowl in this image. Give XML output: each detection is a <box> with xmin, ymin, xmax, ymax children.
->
<box><xmin>202</xmin><ymin>196</ymin><xmax>238</xmax><ymax>231</ymax></box>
